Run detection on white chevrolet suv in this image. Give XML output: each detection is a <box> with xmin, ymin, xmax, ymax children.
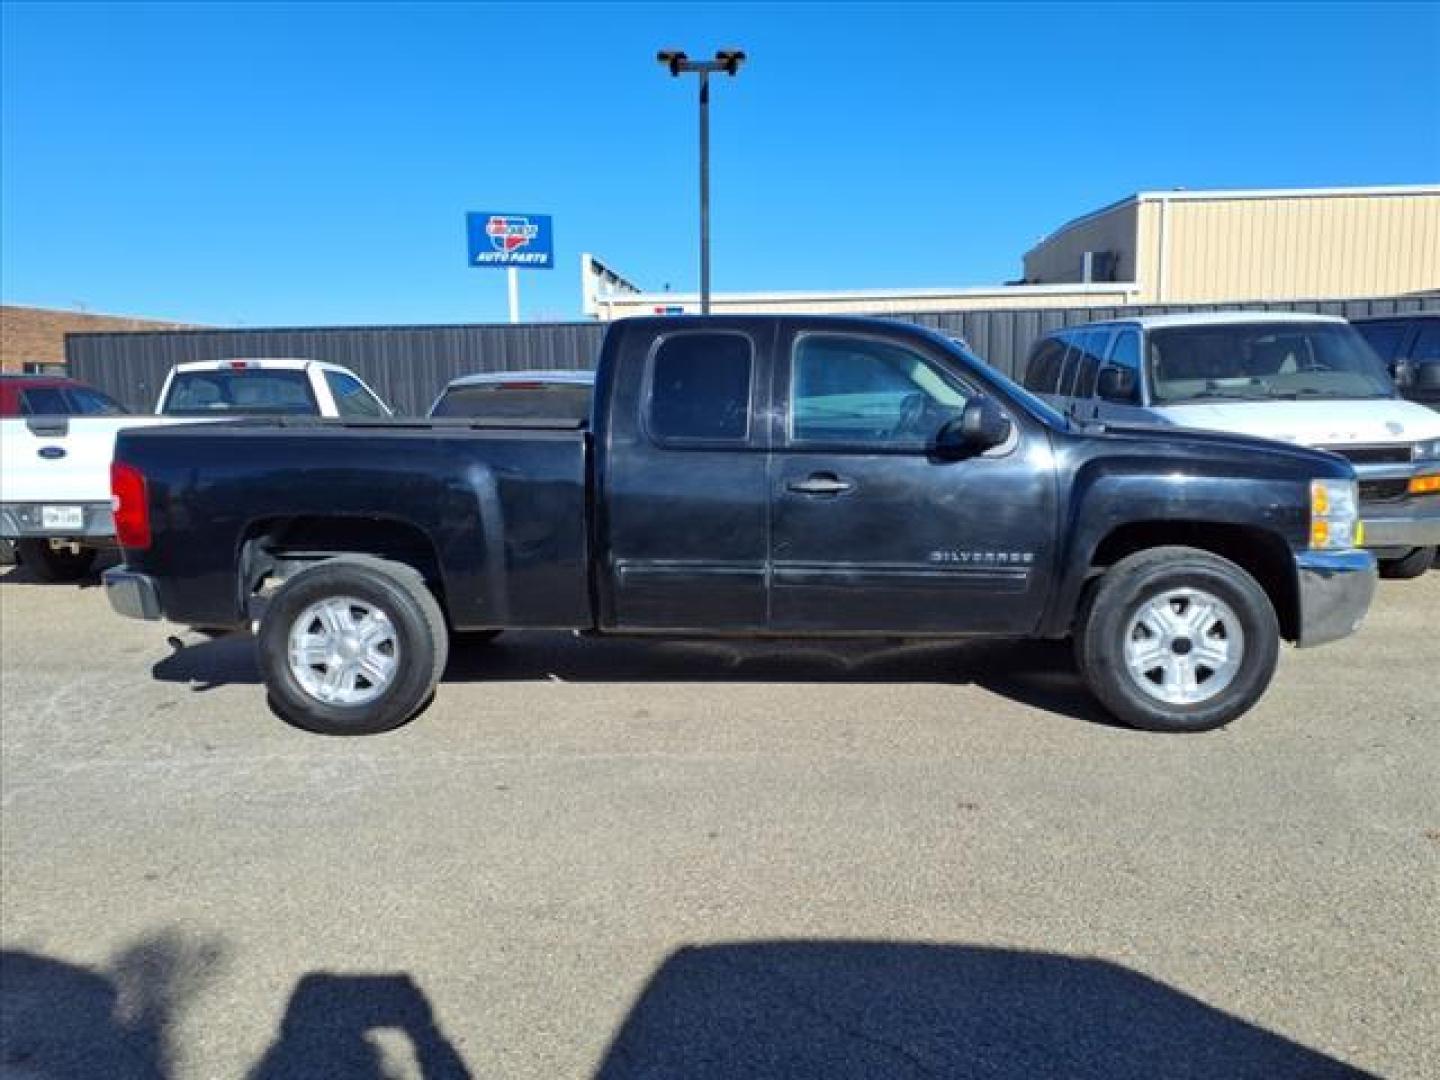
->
<box><xmin>1021</xmin><ymin>312</ymin><xmax>1440</xmax><ymax>578</ymax></box>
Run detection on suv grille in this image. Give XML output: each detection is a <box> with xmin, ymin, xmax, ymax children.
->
<box><xmin>1317</xmin><ymin>444</ymin><xmax>1412</xmax><ymax>465</ymax></box>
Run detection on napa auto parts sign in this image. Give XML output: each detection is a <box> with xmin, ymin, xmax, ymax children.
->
<box><xmin>466</xmin><ymin>212</ymin><xmax>554</xmax><ymax>268</ymax></box>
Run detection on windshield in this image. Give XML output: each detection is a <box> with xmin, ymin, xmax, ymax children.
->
<box><xmin>430</xmin><ymin>381</ymin><xmax>593</xmax><ymax>422</ymax></box>
<box><xmin>1147</xmin><ymin>322</ymin><xmax>1394</xmax><ymax>404</ymax></box>
<box><xmin>162</xmin><ymin>369</ymin><xmax>317</xmax><ymax>415</ymax></box>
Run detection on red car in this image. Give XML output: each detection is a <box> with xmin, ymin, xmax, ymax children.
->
<box><xmin>0</xmin><ymin>374</ymin><xmax>127</xmax><ymax>417</ymax></box>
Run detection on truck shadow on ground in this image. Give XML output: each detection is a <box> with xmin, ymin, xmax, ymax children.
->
<box><xmin>150</xmin><ymin>632</ymin><xmax>1118</xmax><ymax>726</ymax></box>
<box><xmin>1</xmin><ymin>938</ymin><xmax>1370</xmax><ymax>1079</ymax></box>
<box><xmin>595</xmin><ymin>940</ymin><xmax>1373</xmax><ymax>1079</ymax></box>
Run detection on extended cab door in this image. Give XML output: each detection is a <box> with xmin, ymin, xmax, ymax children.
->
<box><xmin>768</xmin><ymin>324</ymin><xmax>1056</xmax><ymax>635</ymax></box>
<box><xmin>598</xmin><ymin>323</ymin><xmax>773</xmax><ymax>631</ymax></box>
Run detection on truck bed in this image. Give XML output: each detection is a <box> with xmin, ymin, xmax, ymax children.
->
<box><xmin>115</xmin><ymin>418</ymin><xmax>592</xmax><ymax>630</ymax></box>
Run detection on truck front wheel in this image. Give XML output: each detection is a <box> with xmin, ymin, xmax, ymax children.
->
<box><xmin>257</xmin><ymin>556</ymin><xmax>449</xmax><ymax>735</ymax></box>
<box><xmin>1076</xmin><ymin>546</ymin><xmax>1280</xmax><ymax>733</ymax></box>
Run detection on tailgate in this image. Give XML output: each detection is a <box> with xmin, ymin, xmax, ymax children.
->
<box><xmin>0</xmin><ymin>416</ymin><xmax>183</xmax><ymax>504</ymax></box>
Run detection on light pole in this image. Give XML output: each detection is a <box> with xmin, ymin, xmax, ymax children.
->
<box><xmin>657</xmin><ymin>48</ymin><xmax>746</xmax><ymax>315</ymax></box>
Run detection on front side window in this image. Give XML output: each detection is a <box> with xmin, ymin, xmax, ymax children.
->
<box><xmin>19</xmin><ymin>387</ymin><xmax>70</xmax><ymax>414</ymax></box>
<box><xmin>324</xmin><ymin>371</ymin><xmax>388</xmax><ymax>418</ymax></box>
<box><xmin>647</xmin><ymin>333</ymin><xmax>753</xmax><ymax>443</ymax></box>
<box><xmin>1354</xmin><ymin>322</ymin><xmax>1408</xmax><ymax>364</ymax></box>
<box><xmin>790</xmin><ymin>334</ymin><xmax>970</xmax><ymax>447</ymax></box>
<box><xmin>1022</xmin><ymin>338</ymin><xmax>1065</xmax><ymax>394</ymax></box>
<box><xmin>163</xmin><ymin>370</ymin><xmax>318</xmax><ymax>415</ymax></box>
<box><xmin>1147</xmin><ymin>322</ymin><xmax>1394</xmax><ymax>403</ymax></box>
<box><xmin>1411</xmin><ymin>323</ymin><xmax>1440</xmax><ymax>362</ymax></box>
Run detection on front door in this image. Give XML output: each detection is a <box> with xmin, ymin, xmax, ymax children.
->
<box><xmin>768</xmin><ymin>326</ymin><xmax>1056</xmax><ymax>635</ymax></box>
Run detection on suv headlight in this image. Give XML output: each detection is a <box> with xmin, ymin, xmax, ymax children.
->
<box><xmin>1413</xmin><ymin>437</ymin><xmax>1440</xmax><ymax>462</ymax></box>
<box><xmin>1310</xmin><ymin>479</ymin><xmax>1363</xmax><ymax>550</ymax></box>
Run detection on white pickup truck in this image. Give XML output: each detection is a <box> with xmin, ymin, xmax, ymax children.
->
<box><xmin>1</xmin><ymin>361</ymin><xmax>390</xmax><ymax>580</ymax></box>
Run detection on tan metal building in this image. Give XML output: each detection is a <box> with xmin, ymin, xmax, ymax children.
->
<box><xmin>588</xmin><ymin>184</ymin><xmax>1438</xmax><ymax>320</ymax></box>
<box><xmin>1023</xmin><ymin>184</ymin><xmax>1440</xmax><ymax>303</ymax></box>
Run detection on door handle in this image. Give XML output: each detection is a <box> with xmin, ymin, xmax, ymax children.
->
<box><xmin>787</xmin><ymin>473</ymin><xmax>854</xmax><ymax>496</ymax></box>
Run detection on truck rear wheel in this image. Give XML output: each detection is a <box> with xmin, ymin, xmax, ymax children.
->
<box><xmin>1076</xmin><ymin>546</ymin><xmax>1279</xmax><ymax>733</ymax></box>
<box><xmin>15</xmin><ymin>539</ymin><xmax>98</xmax><ymax>582</ymax></box>
<box><xmin>257</xmin><ymin>556</ymin><xmax>449</xmax><ymax>735</ymax></box>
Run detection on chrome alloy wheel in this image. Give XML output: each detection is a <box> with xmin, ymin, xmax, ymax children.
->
<box><xmin>287</xmin><ymin>596</ymin><xmax>400</xmax><ymax>706</ymax></box>
<box><xmin>1122</xmin><ymin>587</ymin><xmax>1244</xmax><ymax>706</ymax></box>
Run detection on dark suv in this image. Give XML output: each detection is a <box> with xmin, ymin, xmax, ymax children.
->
<box><xmin>1351</xmin><ymin>311</ymin><xmax>1440</xmax><ymax>410</ymax></box>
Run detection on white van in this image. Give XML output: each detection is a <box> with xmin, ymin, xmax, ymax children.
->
<box><xmin>1020</xmin><ymin>312</ymin><xmax>1440</xmax><ymax>578</ymax></box>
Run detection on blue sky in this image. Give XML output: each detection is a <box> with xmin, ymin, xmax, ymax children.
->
<box><xmin>3</xmin><ymin>1</ymin><xmax>1437</xmax><ymax>326</ymax></box>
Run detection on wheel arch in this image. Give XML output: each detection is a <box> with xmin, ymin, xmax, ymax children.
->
<box><xmin>239</xmin><ymin>515</ymin><xmax>451</xmax><ymax>624</ymax></box>
<box><xmin>1075</xmin><ymin>521</ymin><xmax>1300</xmax><ymax>643</ymax></box>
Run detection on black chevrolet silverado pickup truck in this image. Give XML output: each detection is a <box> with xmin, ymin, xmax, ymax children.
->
<box><xmin>103</xmin><ymin>316</ymin><xmax>1377</xmax><ymax>735</ymax></box>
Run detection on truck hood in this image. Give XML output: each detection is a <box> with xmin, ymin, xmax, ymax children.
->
<box><xmin>1154</xmin><ymin>398</ymin><xmax>1440</xmax><ymax>447</ymax></box>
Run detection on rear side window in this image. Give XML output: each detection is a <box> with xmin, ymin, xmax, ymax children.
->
<box><xmin>432</xmin><ymin>380</ymin><xmax>593</xmax><ymax>422</ymax></box>
<box><xmin>1023</xmin><ymin>338</ymin><xmax>1066</xmax><ymax>393</ymax></box>
<box><xmin>324</xmin><ymin>371</ymin><xmax>388</xmax><ymax>418</ymax></box>
<box><xmin>647</xmin><ymin>333</ymin><xmax>753</xmax><ymax>443</ymax></box>
<box><xmin>163</xmin><ymin>370</ymin><xmax>317</xmax><ymax>415</ymax></box>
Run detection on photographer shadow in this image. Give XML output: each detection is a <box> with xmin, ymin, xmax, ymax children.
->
<box><xmin>248</xmin><ymin>972</ymin><xmax>470</xmax><ymax>1080</ymax></box>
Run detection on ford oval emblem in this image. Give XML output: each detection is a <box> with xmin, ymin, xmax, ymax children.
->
<box><xmin>38</xmin><ymin>446</ymin><xmax>66</xmax><ymax>460</ymax></box>
<box><xmin>1386</xmin><ymin>421</ymin><xmax>1404</xmax><ymax>436</ymax></box>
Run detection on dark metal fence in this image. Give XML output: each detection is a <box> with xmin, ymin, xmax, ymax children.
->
<box><xmin>67</xmin><ymin>295</ymin><xmax>1437</xmax><ymax>416</ymax></box>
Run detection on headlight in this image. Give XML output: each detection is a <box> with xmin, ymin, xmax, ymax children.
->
<box><xmin>1310</xmin><ymin>478</ymin><xmax>1363</xmax><ymax>550</ymax></box>
<box><xmin>1413</xmin><ymin>437</ymin><xmax>1440</xmax><ymax>462</ymax></box>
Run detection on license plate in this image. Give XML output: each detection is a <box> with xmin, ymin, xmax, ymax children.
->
<box><xmin>41</xmin><ymin>505</ymin><xmax>84</xmax><ymax>530</ymax></box>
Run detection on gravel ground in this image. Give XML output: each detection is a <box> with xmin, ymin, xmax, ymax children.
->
<box><xmin>1</xmin><ymin>560</ymin><xmax>1436</xmax><ymax>1078</ymax></box>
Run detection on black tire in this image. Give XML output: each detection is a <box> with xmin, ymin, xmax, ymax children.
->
<box><xmin>1076</xmin><ymin>546</ymin><xmax>1280</xmax><ymax>733</ymax></box>
<box><xmin>15</xmin><ymin>539</ymin><xmax>98</xmax><ymax>582</ymax></box>
<box><xmin>257</xmin><ymin>556</ymin><xmax>448</xmax><ymax>735</ymax></box>
<box><xmin>1378</xmin><ymin>546</ymin><xmax>1435</xmax><ymax>580</ymax></box>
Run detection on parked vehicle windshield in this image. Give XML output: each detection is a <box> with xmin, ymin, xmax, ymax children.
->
<box><xmin>431</xmin><ymin>380</ymin><xmax>593</xmax><ymax>422</ymax></box>
<box><xmin>162</xmin><ymin>370</ymin><xmax>317</xmax><ymax>415</ymax></box>
<box><xmin>1148</xmin><ymin>322</ymin><xmax>1394</xmax><ymax>403</ymax></box>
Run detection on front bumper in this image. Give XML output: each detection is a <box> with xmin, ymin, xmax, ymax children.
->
<box><xmin>0</xmin><ymin>502</ymin><xmax>115</xmax><ymax>541</ymax></box>
<box><xmin>1294</xmin><ymin>549</ymin><xmax>1377</xmax><ymax>648</ymax></box>
<box><xmin>102</xmin><ymin>566</ymin><xmax>162</xmax><ymax>621</ymax></box>
<box><xmin>1361</xmin><ymin>495</ymin><xmax>1440</xmax><ymax>554</ymax></box>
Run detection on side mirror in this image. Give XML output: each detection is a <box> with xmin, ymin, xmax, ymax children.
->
<box><xmin>1390</xmin><ymin>359</ymin><xmax>1417</xmax><ymax>390</ymax></box>
<box><xmin>936</xmin><ymin>397</ymin><xmax>1012</xmax><ymax>457</ymax></box>
<box><xmin>1097</xmin><ymin>365</ymin><xmax>1137</xmax><ymax>403</ymax></box>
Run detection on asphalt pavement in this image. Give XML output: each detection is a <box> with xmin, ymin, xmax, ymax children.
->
<box><xmin>1</xmin><ymin>560</ymin><xmax>1436</xmax><ymax>1078</ymax></box>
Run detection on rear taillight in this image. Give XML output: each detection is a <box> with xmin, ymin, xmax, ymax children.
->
<box><xmin>111</xmin><ymin>461</ymin><xmax>151</xmax><ymax>550</ymax></box>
